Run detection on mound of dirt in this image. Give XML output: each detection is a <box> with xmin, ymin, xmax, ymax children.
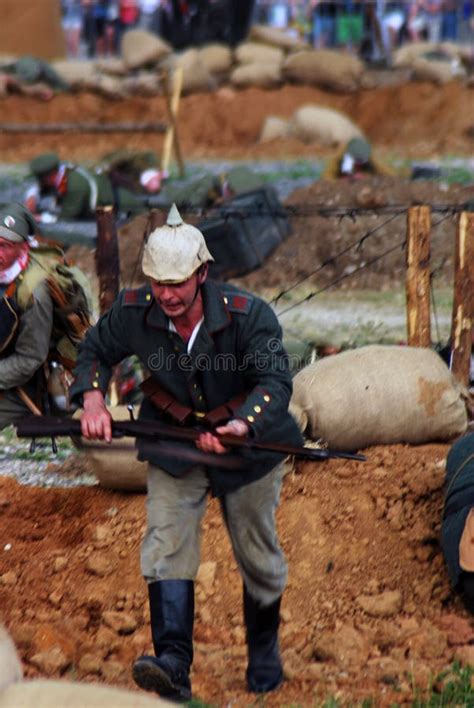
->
<box><xmin>1</xmin><ymin>441</ymin><xmax>473</xmax><ymax>705</ymax></box>
<box><xmin>0</xmin><ymin>81</ymin><xmax>472</xmax><ymax>163</ymax></box>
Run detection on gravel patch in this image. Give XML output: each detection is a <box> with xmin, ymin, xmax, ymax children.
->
<box><xmin>0</xmin><ymin>428</ymin><xmax>97</xmax><ymax>489</ymax></box>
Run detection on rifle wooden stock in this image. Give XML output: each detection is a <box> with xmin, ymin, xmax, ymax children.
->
<box><xmin>15</xmin><ymin>416</ymin><xmax>366</xmax><ymax>463</ymax></box>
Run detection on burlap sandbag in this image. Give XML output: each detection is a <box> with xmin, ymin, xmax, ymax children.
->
<box><xmin>121</xmin><ymin>29</ymin><xmax>171</xmax><ymax>70</ymax></box>
<box><xmin>0</xmin><ymin>625</ymin><xmax>22</xmax><ymax>691</ymax></box>
<box><xmin>259</xmin><ymin>115</ymin><xmax>291</xmax><ymax>142</ymax></box>
<box><xmin>249</xmin><ymin>24</ymin><xmax>308</xmax><ymax>52</ymax></box>
<box><xmin>199</xmin><ymin>44</ymin><xmax>233</xmax><ymax>75</ymax></box>
<box><xmin>0</xmin><ymin>55</ymin><xmax>18</xmax><ymax>68</ymax></box>
<box><xmin>412</xmin><ymin>57</ymin><xmax>465</xmax><ymax>84</ymax></box>
<box><xmin>291</xmin><ymin>345</ymin><xmax>468</xmax><ymax>450</ymax></box>
<box><xmin>73</xmin><ymin>406</ymin><xmax>147</xmax><ymax>491</ymax></box>
<box><xmin>51</xmin><ymin>60</ymin><xmax>94</xmax><ymax>87</ymax></box>
<box><xmin>170</xmin><ymin>49</ymin><xmax>216</xmax><ymax>94</ymax></box>
<box><xmin>289</xmin><ymin>105</ymin><xmax>363</xmax><ymax>146</ymax></box>
<box><xmin>234</xmin><ymin>42</ymin><xmax>284</xmax><ymax>67</ymax></box>
<box><xmin>85</xmin><ymin>73</ymin><xmax>128</xmax><ymax>99</ymax></box>
<box><xmin>0</xmin><ymin>681</ymin><xmax>171</xmax><ymax>707</ymax></box>
<box><xmin>283</xmin><ymin>49</ymin><xmax>364</xmax><ymax>92</ymax></box>
<box><xmin>392</xmin><ymin>41</ymin><xmax>437</xmax><ymax>67</ymax></box>
<box><xmin>230</xmin><ymin>62</ymin><xmax>282</xmax><ymax>89</ymax></box>
<box><xmin>122</xmin><ymin>71</ymin><xmax>162</xmax><ymax>96</ymax></box>
<box><xmin>95</xmin><ymin>57</ymin><xmax>128</xmax><ymax>77</ymax></box>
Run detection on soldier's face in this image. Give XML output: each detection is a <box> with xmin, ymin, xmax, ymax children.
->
<box><xmin>151</xmin><ymin>266</ymin><xmax>207</xmax><ymax>318</ymax></box>
<box><xmin>0</xmin><ymin>238</ymin><xmax>25</xmax><ymax>271</ymax></box>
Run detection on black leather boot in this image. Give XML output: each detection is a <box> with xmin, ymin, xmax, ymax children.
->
<box><xmin>132</xmin><ymin>580</ymin><xmax>194</xmax><ymax>702</ymax></box>
<box><xmin>243</xmin><ymin>586</ymin><xmax>283</xmax><ymax>693</ymax></box>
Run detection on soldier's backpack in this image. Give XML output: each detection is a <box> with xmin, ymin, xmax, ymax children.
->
<box><xmin>15</xmin><ymin>243</ymin><xmax>94</xmax><ymax>372</ymax></box>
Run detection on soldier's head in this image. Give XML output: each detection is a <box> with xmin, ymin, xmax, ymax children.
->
<box><xmin>0</xmin><ymin>203</ymin><xmax>36</xmax><ymax>271</ymax></box>
<box><xmin>142</xmin><ymin>204</ymin><xmax>214</xmax><ymax>317</ymax></box>
<box><xmin>346</xmin><ymin>137</ymin><xmax>372</xmax><ymax>166</ymax></box>
<box><xmin>29</xmin><ymin>152</ymin><xmax>61</xmax><ymax>188</ymax></box>
<box><xmin>140</xmin><ymin>168</ymin><xmax>163</xmax><ymax>194</ymax></box>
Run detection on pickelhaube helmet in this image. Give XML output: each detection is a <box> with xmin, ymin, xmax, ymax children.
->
<box><xmin>142</xmin><ymin>204</ymin><xmax>214</xmax><ymax>283</ymax></box>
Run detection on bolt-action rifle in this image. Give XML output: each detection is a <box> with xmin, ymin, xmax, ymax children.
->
<box><xmin>15</xmin><ymin>415</ymin><xmax>366</xmax><ymax>469</ymax></box>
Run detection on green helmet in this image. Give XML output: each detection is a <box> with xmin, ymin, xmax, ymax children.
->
<box><xmin>0</xmin><ymin>203</ymin><xmax>37</xmax><ymax>242</ymax></box>
<box><xmin>346</xmin><ymin>137</ymin><xmax>372</xmax><ymax>164</ymax></box>
<box><xmin>30</xmin><ymin>152</ymin><xmax>60</xmax><ymax>178</ymax></box>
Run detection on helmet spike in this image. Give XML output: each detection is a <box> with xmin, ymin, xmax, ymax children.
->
<box><xmin>167</xmin><ymin>203</ymin><xmax>183</xmax><ymax>227</ymax></box>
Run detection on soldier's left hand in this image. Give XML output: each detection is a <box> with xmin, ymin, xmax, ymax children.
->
<box><xmin>196</xmin><ymin>419</ymin><xmax>249</xmax><ymax>454</ymax></box>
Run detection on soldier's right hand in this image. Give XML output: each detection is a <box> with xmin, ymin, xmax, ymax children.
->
<box><xmin>81</xmin><ymin>390</ymin><xmax>112</xmax><ymax>443</ymax></box>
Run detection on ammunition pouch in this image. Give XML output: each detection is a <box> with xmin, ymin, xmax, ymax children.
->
<box><xmin>141</xmin><ymin>377</ymin><xmax>247</xmax><ymax>428</ymax></box>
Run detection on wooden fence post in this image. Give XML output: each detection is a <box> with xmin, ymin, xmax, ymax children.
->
<box><xmin>406</xmin><ymin>206</ymin><xmax>432</xmax><ymax>347</ymax></box>
<box><xmin>450</xmin><ymin>210</ymin><xmax>474</xmax><ymax>386</ymax></box>
<box><xmin>95</xmin><ymin>205</ymin><xmax>120</xmax><ymax>315</ymax></box>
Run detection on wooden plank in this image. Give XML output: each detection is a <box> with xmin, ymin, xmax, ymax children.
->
<box><xmin>161</xmin><ymin>67</ymin><xmax>184</xmax><ymax>178</ymax></box>
<box><xmin>450</xmin><ymin>211</ymin><xmax>474</xmax><ymax>386</ymax></box>
<box><xmin>406</xmin><ymin>206</ymin><xmax>431</xmax><ymax>347</ymax></box>
<box><xmin>95</xmin><ymin>206</ymin><xmax>120</xmax><ymax>315</ymax></box>
<box><xmin>0</xmin><ymin>122</ymin><xmax>167</xmax><ymax>134</ymax></box>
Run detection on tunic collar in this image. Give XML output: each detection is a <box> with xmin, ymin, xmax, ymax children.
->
<box><xmin>145</xmin><ymin>280</ymin><xmax>231</xmax><ymax>335</ymax></box>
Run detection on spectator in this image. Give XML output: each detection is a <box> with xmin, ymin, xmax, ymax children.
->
<box><xmin>409</xmin><ymin>0</ymin><xmax>443</xmax><ymax>42</ymax></box>
<box><xmin>380</xmin><ymin>1</ymin><xmax>406</xmax><ymax>56</ymax></box>
<box><xmin>421</xmin><ymin>0</ymin><xmax>443</xmax><ymax>42</ymax></box>
<box><xmin>61</xmin><ymin>0</ymin><xmax>84</xmax><ymax>57</ymax></box>
<box><xmin>117</xmin><ymin>0</ymin><xmax>140</xmax><ymax>48</ymax></box>
<box><xmin>138</xmin><ymin>0</ymin><xmax>161</xmax><ymax>32</ymax></box>
<box><xmin>336</xmin><ymin>0</ymin><xmax>364</xmax><ymax>53</ymax></box>
<box><xmin>441</xmin><ymin>0</ymin><xmax>458</xmax><ymax>40</ymax></box>
<box><xmin>311</xmin><ymin>1</ymin><xmax>336</xmax><ymax>49</ymax></box>
<box><xmin>267</xmin><ymin>1</ymin><xmax>290</xmax><ymax>30</ymax></box>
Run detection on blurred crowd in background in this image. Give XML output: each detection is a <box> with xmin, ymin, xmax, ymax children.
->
<box><xmin>62</xmin><ymin>1</ymin><xmax>474</xmax><ymax>61</ymax></box>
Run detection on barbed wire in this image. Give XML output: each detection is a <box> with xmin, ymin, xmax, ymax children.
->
<box><xmin>149</xmin><ymin>202</ymin><xmax>467</xmax><ymax>220</ymax></box>
<box><xmin>270</xmin><ymin>211</ymin><xmax>402</xmax><ymax>305</ymax></box>
<box><xmin>275</xmin><ymin>210</ymin><xmax>456</xmax><ymax>319</ymax></box>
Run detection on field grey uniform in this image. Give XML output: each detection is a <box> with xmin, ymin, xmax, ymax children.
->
<box><xmin>70</xmin><ymin>206</ymin><xmax>300</xmax><ymax>698</ymax></box>
<box><xmin>0</xmin><ymin>205</ymin><xmax>54</xmax><ymax>429</ymax></box>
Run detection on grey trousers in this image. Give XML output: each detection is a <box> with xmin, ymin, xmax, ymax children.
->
<box><xmin>141</xmin><ymin>463</ymin><xmax>288</xmax><ymax>605</ymax></box>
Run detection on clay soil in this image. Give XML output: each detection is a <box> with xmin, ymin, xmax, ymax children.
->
<box><xmin>1</xmin><ymin>85</ymin><xmax>473</xmax><ymax>705</ymax></box>
<box><xmin>2</xmin><ymin>442</ymin><xmax>474</xmax><ymax>706</ymax></box>
<box><xmin>0</xmin><ymin>81</ymin><xmax>472</xmax><ymax>163</ymax></box>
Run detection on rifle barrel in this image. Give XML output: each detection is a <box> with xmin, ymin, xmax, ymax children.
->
<box><xmin>15</xmin><ymin>416</ymin><xmax>366</xmax><ymax>463</ymax></box>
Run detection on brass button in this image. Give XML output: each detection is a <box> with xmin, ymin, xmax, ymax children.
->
<box><xmin>254</xmin><ymin>405</ymin><xmax>261</xmax><ymax>413</ymax></box>
<box><xmin>146</xmin><ymin>293</ymin><xmax>151</xmax><ymax>301</ymax></box>
<box><xmin>247</xmin><ymin>415</ymin><xmax>255</xmax><ymax>423</ymax></box>
<box><xmin>263</xmin><ymin>395</ymin><xmax>270</xmax><ymax>402</ymax></box>
<box><xmin>92</xmin><ymin>381</ymin><xmax>99</xmax><ymax>388</ymax></box>
<box><xmin>195</xmin><ymin>412</ymin><xmax>205</xmax><ymax>418</ymax></box>
<box><xmin>198</xmin><ymin>395</ymin><xmax>204</xmax><ymax>401</ymax></box>
<box><xmin>223</xmin><ymin>296</ymin><xmax>228</xmax><ymax>304</ymax></box>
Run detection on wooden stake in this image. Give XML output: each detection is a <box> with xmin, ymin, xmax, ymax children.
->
<box><xmin>406</xmin><ymin>206</ymin><xmax>432</xmax><ymax>347</ymax></box>
<box><xmin>95</xmin><ymin>206</ymin><xmax>120</xmax><ymax>315</ymax></box>
<box><xmin>161</xmin><ymin>67</ymin><xmax>184</xmax><ymax>178</ymax></box>
<box><xmin>450</xmin><ymin>211</ymin><xmax>474</xmax><ymax>386</ymax></box>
